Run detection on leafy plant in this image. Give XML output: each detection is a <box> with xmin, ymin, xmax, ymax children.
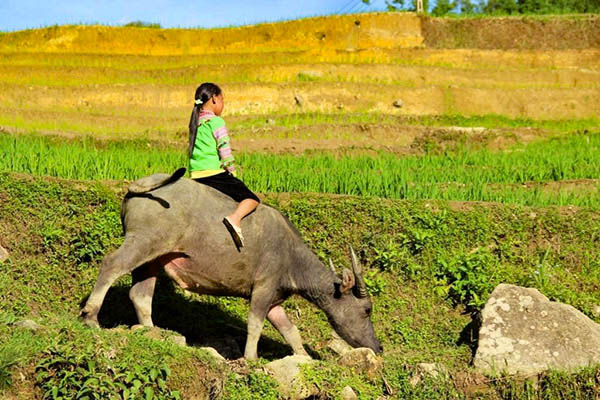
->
<box><xmin>434</xmin><ymin>248</ymin><xmax>498</xmax><ymax>310</ymax></box>
<box><xmin>223</xmin><ymin>371</ymin><xmax>280</xmax><ymax>400</ymax></box>
<box><xmin>364</xmin><ymin>269</ymin><xmax>387</xmax><ymax>296</ymax></box>
<box><xmin>402</xmin><ymin>228</ymin><xmax>436</xmax><ymax>255</ymax></box>
<box><xmin>35</xmin><ymin>340</ymin><xmax>180</xmax><ymax>400</ymax></box>
<box><xmin>373</xmin><ymin>239</ymin><xmax>404</xmax><ymax>272</ymax></box>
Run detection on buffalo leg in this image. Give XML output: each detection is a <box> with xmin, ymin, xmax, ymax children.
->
<box><xmin>129</xmin><ymin>261</ymin><xmax>160</xmax><ymax>327</ymax></box>
<box><xmin>80</xmin><ymin>238</ymin><xmax>164</xmax><ymax>328</ymax></box>
<box><xmin>244</xmin><ymin>287</ymin><xmax>274</xmax><ymax>360</ymax></box>
<box><xmin>267</xmin><ymin>305</ymin><xmax>309</xmax><ymax>356</ymax></box>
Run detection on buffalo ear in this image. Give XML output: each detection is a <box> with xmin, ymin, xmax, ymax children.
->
<box><xmin>340</xmin><ymin>268</ymin><xmax>355</xmax><ymax>294</ymax></box>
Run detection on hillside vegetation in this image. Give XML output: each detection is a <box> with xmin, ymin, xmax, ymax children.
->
<box><xmin>2</xmin><ymin>173</ymin><xmax>600</xmax><ymax>398</ymax></box>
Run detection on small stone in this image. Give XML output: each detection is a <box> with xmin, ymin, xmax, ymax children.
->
<box><xmin>416</xmin><ymin>362</ymin><xmax>446</xmax><ymax>378</ymax></box>
<box><xmin>0</xmin><ymin>245</ymin><xmax>9</xmax><ymax>262</ymax></box>
<box><xmin>143</xmin><ymin>327</ymin><xmax>163</xmax><ymax>340</ymax></box>
<box><xmin>200</xmin><ymin>346</ymin><xmax>226</xmax><ymax>362</ymax></box>
<box><xmin>142</xmin><ymin>327</ymin><xmax>186</xmax><ymax>346</ymax></box>
<box><xmin>341</xmin><ymin>385</ymin><xmax>358</xmax><ymax>400</ymax></box>
<box><xmin>14</xmin><ymin>319</ymin><xmax>44</xmax><ymax>331</ymax></box>
<box><xmin>409</xmin><ymin>374</ymin><xmax>421</xmax><ymax>387</ymax></box>
<box><xmin>338</xmin><ymin>348</ymin><xmax>382</xmax><ymax>376</ymax></box>
<box><xmin>294</xmin><ymin>94</ymin><xmax>304</xmax><ymax>107</ymax></box>
<box><xmin>410</xmin><ymin>363</ymin><xmax>447</xmax><ymax>387</ymax></box>
<box><xmin>327</xmin><ymin>331</ymin><xmax>353</xmax><ymax>356</ymax></box>
<box><xmin>168</xmin><ymin>334</ymin><xmax>186</xmax><ymax>347</ymax></box>
<box><xmin>266</xmin><ymin>118</ymin><xmax>275</xmax><ymax>125</ymax></box>
<box><xmin>392</xmin><ymin>99</ymin><xmax>403</xmax><ymax>108</ymax></box>
<box><xmin>592</xmin><ymin>305</ymin><xmax>600</xmax><ymax>318</ymax></box>
<box><xmin>265</xmin><ymin>355</ymin><xmax>317</xmax><ymax>399</ymax></box>
<box><xmin>131</xmin><ymin>324</ymin><xmax>146</xmax><ymax>331</ymax></box>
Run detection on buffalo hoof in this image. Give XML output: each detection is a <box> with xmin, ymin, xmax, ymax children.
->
<box><xmin>79</xmin><ymin>310</ymin><xmax>100</xmax><ymax>329</ymax></box>
<box><xmin>83</xmin><ymin>318</ymin><xmax>100</xmax><ymax>329</ymax></box>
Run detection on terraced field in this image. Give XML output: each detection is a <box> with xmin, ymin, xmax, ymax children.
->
<box><xmin>1</xmin><ymin>12</ymin><xmax>600</xmax><ymax>399</ymax></box>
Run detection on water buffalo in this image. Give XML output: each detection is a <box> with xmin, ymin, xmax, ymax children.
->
<box><xmin>80</xmin><ymin>169</ymin><xmax>382</xmax><ymax>359</ymax></box>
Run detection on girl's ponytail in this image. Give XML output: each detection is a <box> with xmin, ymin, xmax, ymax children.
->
<box><xmin>188</xmin><ymin>82</ymin><xmax>222</xmax><ymax>158</ymax></box>
<box><xmin>188</xmin><ymin>104</ymin><xmax>200</xmax><ymax>158</ymax></box>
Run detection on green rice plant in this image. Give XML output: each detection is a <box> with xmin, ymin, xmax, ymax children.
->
<box><xmin>1</xmin><ymin>131</ymin><xmax>600</xmax><ymax>208</ymax></box>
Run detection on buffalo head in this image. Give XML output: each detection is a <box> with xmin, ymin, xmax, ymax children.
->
<box><xmin>325</xmin><ymin>246</ymin><xmax>383</xmax><ymax>354</ymax></box>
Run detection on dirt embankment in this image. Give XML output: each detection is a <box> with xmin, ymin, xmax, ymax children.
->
<box><xmin>0</xmin><ymin>12</ymin><xmax>423</xmax><ymax>55</ymax></box>
<box><xmin>2</xmin><ymin>14</ymin><xmax>598</xmax><ymax>54</ymax></box>
<box><xmin>422</xmin><ymin>14</ymin><xmax>600</xmax><ymax>49</ymax></box>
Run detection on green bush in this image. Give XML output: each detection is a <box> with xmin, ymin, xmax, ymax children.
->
<box><xmin>434</xmin><ymin>248</ymin><xmax>499</xmax><ymax>310</ymax></box>
<box><xmin>123</xmin><ymin>21</ymin><xmax>161</xmax><ymax>29</ymax></box>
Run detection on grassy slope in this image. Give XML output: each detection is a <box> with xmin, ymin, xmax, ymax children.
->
<box><xmin>1</xmin><ymin>173</ymin><xmax>600</xmax><ymax>398</ymax></box>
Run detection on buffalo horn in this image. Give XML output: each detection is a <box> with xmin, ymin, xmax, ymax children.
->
<box><xmin>350</xmin><ymin>246</ymin><xmax>368</xmax><ymax>298</ymax></box>
<box><xmin>328</xmin><ymin>258</ymin><xmax>336</xmax><ymax>273</ymax></box>
<box><xmin>329</xmin><ymin>258</ymin><xmax>342</xmax><ymax>285</ymax></box>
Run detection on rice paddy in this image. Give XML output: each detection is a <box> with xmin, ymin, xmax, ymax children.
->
<box><xmin>2</xmin><ymin>131</ymin><xmax>599</xmax><ymax>208</ymax></box>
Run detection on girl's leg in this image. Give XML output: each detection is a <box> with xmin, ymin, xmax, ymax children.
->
<box><xmin>226</xmin><ymin>198</ymin><xmax>259</xmax><ymax>228</ymax></box>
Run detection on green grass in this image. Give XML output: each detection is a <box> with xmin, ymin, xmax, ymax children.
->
<box><xmin>1</xmin><ymin>131</ymin><xmax>600</xmax><ymax>208</ymax></box>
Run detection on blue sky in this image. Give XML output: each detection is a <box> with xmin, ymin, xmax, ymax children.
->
<box><xmin>0</xmin><ymin>0</ymin><xmax>392</xmax><ymax>32</ymax></box>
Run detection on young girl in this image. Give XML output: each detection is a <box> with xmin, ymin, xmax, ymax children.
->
<box><xmin>188</xmin><ymin>82</ymin><xmax>259</xmax><ymax>248</ymax></box>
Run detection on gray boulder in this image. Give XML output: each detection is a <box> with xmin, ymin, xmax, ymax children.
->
<box><xmin>264</xmin><ymin>355</ymin><xmax>317</xmax><ymax>399</ymax></box>
<box><xmin>474</xmin><ymin>283</ymin><xmax>600</xmax><ymax>375</ymax></box>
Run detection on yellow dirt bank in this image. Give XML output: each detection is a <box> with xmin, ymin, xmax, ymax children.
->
<box><xmin>0</xmin><ymin>13</ymin><xmax>423</xmax><ymax>55</ymax></box>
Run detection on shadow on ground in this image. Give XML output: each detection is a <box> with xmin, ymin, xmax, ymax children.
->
<box><xmin>82</xmin><ymin>274</ymin><xmax>318</xmax><ymax>361</ymax></box>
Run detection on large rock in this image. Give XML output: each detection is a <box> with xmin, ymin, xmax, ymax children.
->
<box><xmin>264</xmin><ymin>355</ymin><xmax>317</xmax><ymax>399</ymax></box>
<box><xmin>474</xmin><ymin>284</ymin><xmax>600</xmax><ymax>375</ymax></box>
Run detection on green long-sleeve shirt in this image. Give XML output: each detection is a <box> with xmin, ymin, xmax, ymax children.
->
<box><xmin>189</xmin><ymin>110</ymin><xmax>235</xmax><ymax>178</ymax></box>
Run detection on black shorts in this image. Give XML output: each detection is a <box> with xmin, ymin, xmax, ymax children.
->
<box><xmin>194</xmin><ymin>172</ymin><xmax>260</xmax><ymax>203</ymax></box>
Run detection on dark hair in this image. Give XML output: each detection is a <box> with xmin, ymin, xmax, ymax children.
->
<box><xmin>188</xmin><ymin>82</ymin><xmax>222</xmax><ymax>158</ymax></box>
